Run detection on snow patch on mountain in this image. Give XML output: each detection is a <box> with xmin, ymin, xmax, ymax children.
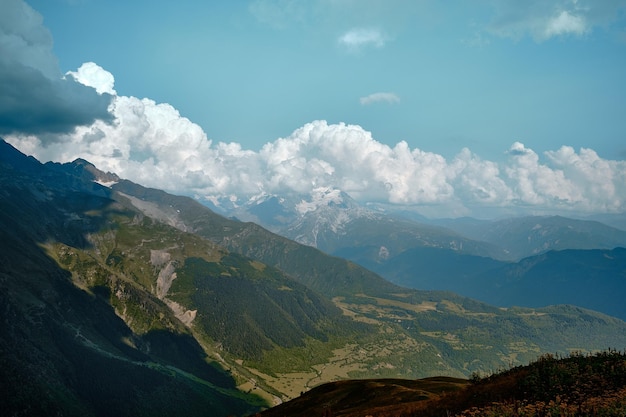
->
<box><xmin>94</xmin><ymin>179</ymin><xmax>118</xmax><ymax>187</ymax></box>
<box><xmin>296</xmin><ymin>187</ymin><xmax>345</xmax><ymax>215</ymax></box>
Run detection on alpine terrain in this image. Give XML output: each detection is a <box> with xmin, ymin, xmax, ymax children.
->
<box><xmin>2</xmin><ymin>139</ymin><xmax>626</xmax><ymax>416</ymax></box>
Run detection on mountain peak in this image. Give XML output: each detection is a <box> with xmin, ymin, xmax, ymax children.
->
<box><xmin>0</xmin><ymin>139</ymin><xmax>45</xmax><ymax>174</ymax></box>
<box><xmin>66</xmin><ymin>158</ymin><xmax>120</xmax><ymax>185</ymax></box>
<box><xmin>296</xmin><ymin>187</ymin><xmax>356</xmax><ymax>215</ymax></box>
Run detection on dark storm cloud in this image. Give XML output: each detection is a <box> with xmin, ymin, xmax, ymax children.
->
<box><xmin>0</xmin><ymin>0</ymin><xmax>113</xmax><ymax>137</ymax></box>
<box><xmin>0</xmin><ymin>61</ymin><xmax>114</xmax><ymax>135</ymax></box>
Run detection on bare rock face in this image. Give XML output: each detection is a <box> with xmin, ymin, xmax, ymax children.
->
<box><xmin>164</xmin><ymin>299</ymin><xmax>197</xmax><ymax>327</ymax></box>
<box><xmin>152</xmin><ymin>250</ymin><xmax>175</xmax><ymax>298</ymax></box>
<box><xmin>151</xmin><ymin>249</ymin><xmax>197</xmax><ymax>326</ymax></box>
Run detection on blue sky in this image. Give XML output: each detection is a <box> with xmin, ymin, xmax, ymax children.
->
<box><xmin>25</xmin><ymin>0</ymin><xmax>626</xmax><ymax>160</ymax></box>
<box><xmin>3</xmin><ymin>0</ymin><xmax>626</xmax><ymax>217</ymax></box>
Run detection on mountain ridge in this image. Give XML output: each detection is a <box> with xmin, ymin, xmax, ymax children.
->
<box><xmin>434</xmin><ymin>215</ymin><xmax>626</xmax><ymax>260</ymax></box>
<box><xmin>0</xmin><ymin>140</ymin><xmax>265</xmax><ymax>416</ymax></box>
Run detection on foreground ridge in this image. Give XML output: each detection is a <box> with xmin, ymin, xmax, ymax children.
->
<box><xmin>256</xmin><ymin>350</ymin><xmax>626</xmax><ymax>417</ymax></box>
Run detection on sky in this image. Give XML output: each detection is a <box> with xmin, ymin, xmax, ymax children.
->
<box><xmin>2</xmin><ymin>0</ymin><xmax>626</xmax><ymax>218</ymax></box>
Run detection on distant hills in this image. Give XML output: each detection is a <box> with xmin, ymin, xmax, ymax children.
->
<box><xmin>434</xmin><ymin>215</ymin><xmax>626</xmax><ymax>260</ymax></box>
<box><xmin>209</xmin><ymin>188</ymin><xmax>626</xmax><ymax>263</ymax></box>
<box><xmin>2</xmin><ymin>139</ymin><xmax>626</xmax><ymax>416</ymax></box>
<box><xmin>221</xmin><ymin>189</ymin><xmax>626</xmax><ymax>321</ymax></box>
<box><xmin>377</xmin><ymin>246</ymin><xmax>626</xmax><ymax>321</ymax></box>
<box><xmin>471</xmin><ymin>247</ymin><xmax>626</xmax><ymax>320</ymax></box>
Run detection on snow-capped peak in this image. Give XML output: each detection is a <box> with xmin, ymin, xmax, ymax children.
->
<box><xmin>296</xmin><ymin>187</ymin><xmax>345</xmax><ymax>215</ymax></box>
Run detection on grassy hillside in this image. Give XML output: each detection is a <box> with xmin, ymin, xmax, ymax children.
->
<box><xmin>111</xmin><ymin>179</ymin><xmax>400</xmax><ymax>298</ymax></box>
<box><xmin>257</xmin><ymin>376</ymin><xmax>469</xmax><ymax>417</ymax></box>
<box><xmin>257</xmin><ymin>350</ymin><xmax>626</xmax><ymax>417</ymax></box>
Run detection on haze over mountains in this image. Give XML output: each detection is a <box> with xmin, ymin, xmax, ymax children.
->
<box><xmin>2</xmin><ymin>138</ymin><xmax>626</xmax><ymax>416</ymax></box>
<box><xmin>213</xmin><ymin>187</ymin><xmax>626</xmax><ymax>320</ymax></box>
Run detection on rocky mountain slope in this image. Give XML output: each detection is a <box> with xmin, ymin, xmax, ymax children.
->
<box><xmin>217</xmin><ymin>188</ymin><xmax>507</xmax><ymax>262</ymax></box>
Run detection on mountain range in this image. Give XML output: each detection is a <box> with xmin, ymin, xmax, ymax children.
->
<box><xmin>206</xmin><ymin>186</ymin><xmax>626</xmax><ymax>263</ymax></box>
<box><xmin>2</xmin><ymin>139</ymin><xmax>626</xmax><ymax>416</ymax></box>
<box><xmin>216</xmin><ymin>188</ymin><xmax>626</xmax><ymax>321</ymax></box>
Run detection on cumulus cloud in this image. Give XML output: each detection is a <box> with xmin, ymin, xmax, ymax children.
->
<box><xmin>7</xmin><ymin>62</ymin><xmax>626</xmax><ymax>218</ymax></box>
<box><xmin>360</xmin><ymin>92</ymin><xmax>400</xmax><ymax>105</ymax></box>
<box><xmin>505</xmin><ymin>142</ymin><xmax>583</xmax><ymax>206</ymax></box>
<box><xmin>338</xmin><ymin>28</ymin><xmax>387</xmax><ymax>50</ymax></box>
<box><xmin>449</xmin><ymin>148</ymin><xmax>513</xmax><ymax>205</ymax></box>
<box><xmin>0</xmin><ymin>0</ymin><xmax>113</xmax><ymax>136</ymax></box>
<box><xmin>67</xmin><ymin>62</ymin><xmax>117</xmax><ymax>95</ymax></box>
<box><xmin>485</xmin><ymin>0</ymin><xmax>626</xmax><ymax>41</ymax></box>
<box><xmin>545</xmin><ymin>146</ymin><xmax>626</xmax><ymax>212</ymax></box>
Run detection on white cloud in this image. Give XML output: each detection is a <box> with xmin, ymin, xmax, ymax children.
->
<box><xmin>67</xmin><ymin>62</ymin><xmax>116</xmax><ymax>95</ymax></box>
<box><xmin>505</xmin><ymin>142</ymin><xmax>583</xmax><ymax>206</ymax></box>
<box><xmin>338</xmin><ymin>28</ymin><xmax>386</xmax><ymax>50</ymax></box>
<box><xmin>484</xmin><ymin>0</ymin><xmax>626</xmax><ymax>41</ymax></box>
<box><xmin>543</xmin><ymin>10</ymin><xmax>588</xmax><ymax>38</ymax></box>
<box><xmin>6</xmin><ymin>63</ymin><xmax>626</xmax><ymax>218</ymax></box>
<box><xmin>360</xmin><ymin>92</ymin><xmax>400</xmax><ymax>105</ymax></box>
<box><xmin>545</xmin><ymin>146</ymin><xmax>626</xmax><ymax>212</ymax></box>
<box><xmin>449</xmin><ymin>148</ymin><xmax>513</xmax><ymax>205</ymax></box>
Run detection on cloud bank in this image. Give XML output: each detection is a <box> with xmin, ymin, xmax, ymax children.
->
<box><xmin>6</xmin><ymin>63</ymin><xmax>626</xmax><ymax>218</ymax></box>
<box><xmin>0</xmin><ymin>0</ymin><xmax>113</xmax><ymax>135</ymax></box>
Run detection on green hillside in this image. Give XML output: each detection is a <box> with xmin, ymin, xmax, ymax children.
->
<box><xmin>257</xmin><ymin>350</ymin><xmax>626</xmax><ymax>417</ymax></box>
